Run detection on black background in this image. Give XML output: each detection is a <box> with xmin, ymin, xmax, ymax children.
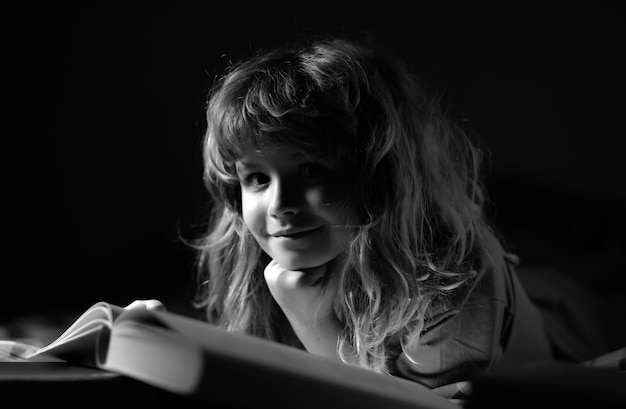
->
<box><xmin>2</xmin><ymin>2</ymin><xmax>625</xmax><ymax>322</ymax></box>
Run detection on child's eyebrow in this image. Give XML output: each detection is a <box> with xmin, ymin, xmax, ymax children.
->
<box><xmin>235</xmin><ymin>150</ymin><xmax>331</xmax><ymax>168</ymax></box>
<box><xmin>235</xmin><ymin>161</ymin><xmax>259</xmax><ymax>171</ymax></box>
<box><xmin>235</xmin><ymin>154</ymin><xmax>264</xmax><ymax>165</ymax></box>
<box><xmin>288</xmin><ymin>149</ymin><xmax>332</xmax><ymax>161</ymax></box>
<box><xmin>290</xmin><ymin>151</ymin><xmax>332</xmax><ymax>163</ymax></box>
<box><xmin>235</xmin><ymin>161</ymin><xmax>261</xmax><ymax>172</ymax></box>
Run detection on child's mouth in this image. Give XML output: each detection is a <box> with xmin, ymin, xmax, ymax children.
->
<box><xmin>274</xmin><ymin>227</ymin><xmax>323</xmax><ymax>239</ymax></box>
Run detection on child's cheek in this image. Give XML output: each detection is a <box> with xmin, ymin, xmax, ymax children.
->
<box><xmin>305</xmin><ymin>184</ymin><xmax>357</xmax><ymax>223</ymax></box>
<box><xmin>241</xmin><ymin>192</ymin><xmax>267</xmax><ymax>239</ymax></box>
<box><xmin>312</xmin><ymin>177</ymin><xmax>355</xmax><ymax>206</ymax></box>
<box><xmin>304</xmin><ymin>187</ymin><xmax>325</xmax><ymax>207</ymax></box>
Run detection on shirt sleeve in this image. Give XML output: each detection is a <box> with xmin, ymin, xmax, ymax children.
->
<box><xmin>390</xmin><ymin>250</ymin><xmax>554</xmax><ymax>389</ymax></box>
<box><xmin>390</xmin><ymin>262</ymin><xmax>509</xmax><ymax>389</ymax></box>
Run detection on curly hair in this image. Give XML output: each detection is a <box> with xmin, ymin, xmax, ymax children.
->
<box><xmin>194</xmin><ymin>37</ymin><xmax>498</xmax><ymax>373</ymax></box>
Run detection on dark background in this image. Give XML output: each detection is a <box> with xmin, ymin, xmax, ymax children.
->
<box><xmin>1</xmin><ymin>3</ymin><xmax>625</xmax><ymax>329</ymax></box>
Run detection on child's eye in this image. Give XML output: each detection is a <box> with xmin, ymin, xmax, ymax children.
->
<box><xmin>242</xmin><ymin>172</ymin><xmax>270</xmax><ymax>187</ymax></box>
<box><xmin>299</xmin><ymin>163</ymin><xmax>328</xmax><ymax>179</ymax></box>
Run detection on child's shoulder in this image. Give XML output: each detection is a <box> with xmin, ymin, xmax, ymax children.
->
<box><xmin>424</xmin><ymin>250</ymin><xmax>518</xmax><ymax>333</ymax></box>
<box><xmin>393</xmin><ymin>255</ymin><xmax>520</xmax><ymax>387</ymax></box>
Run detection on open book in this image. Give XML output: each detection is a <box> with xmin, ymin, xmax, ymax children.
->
<box><xmin>5</xmin><ymin>301</ymin><xmax>457</xmax><ymax>409</ymax></box>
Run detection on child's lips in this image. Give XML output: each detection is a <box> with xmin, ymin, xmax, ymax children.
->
<box><xmin>272</xmin><ymin>226</ymin><xmax>323</xmax><ymax>239</ymax></box>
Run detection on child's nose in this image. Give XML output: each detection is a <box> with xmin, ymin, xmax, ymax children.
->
<box><xmin>268</xmin><ymin>179</ymin><xmax>301</xmax><ymax>217</ymax></box>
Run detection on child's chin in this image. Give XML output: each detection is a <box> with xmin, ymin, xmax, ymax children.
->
<box><xmin>274</xmin><ymin>256</ymin><xmax>329</xmax><ymax>272</ymax></box>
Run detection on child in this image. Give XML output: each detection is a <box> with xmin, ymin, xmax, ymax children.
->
<box><xmin>192</xmin><ymin>36</ymin><xmax>607</xmax><ymax>396</ymax></box>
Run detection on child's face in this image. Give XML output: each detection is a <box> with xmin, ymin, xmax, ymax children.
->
<box><xmin>236</xmin><ymin>145</ymin><xmax>357</xmax><ymax>270</ymax></box>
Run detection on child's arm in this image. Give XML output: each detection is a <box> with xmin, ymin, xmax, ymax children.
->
<box><xmin>264</xmin><ymin>260</ymin><xmax>342</xmax><ymax>360</ymax></box>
